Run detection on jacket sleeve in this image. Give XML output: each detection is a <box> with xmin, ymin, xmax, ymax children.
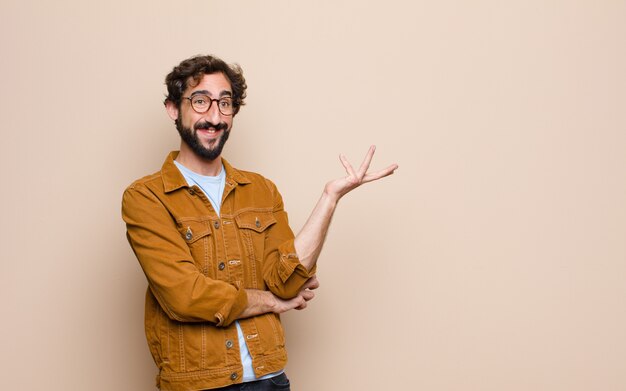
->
<box><xmin>122</xmin><ymin>185</ymin><xmax>247</xmax><ymax>326</ymax></box>
<box><xmin>261</xmin><ymin>179</ymin><xmax>317</xmax><ymax>299</ymax></box>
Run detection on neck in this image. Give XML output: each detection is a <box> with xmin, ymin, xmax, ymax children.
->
<box><xmin>176</xmin><ymin>143</ymin><xmax>223</xmax><ymax>176</ymax></box>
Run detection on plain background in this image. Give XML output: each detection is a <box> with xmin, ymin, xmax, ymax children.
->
<box><xmin>1</xmin><ymin>1</ymin><xmax>625</xmax><ymax>390</ymax></box>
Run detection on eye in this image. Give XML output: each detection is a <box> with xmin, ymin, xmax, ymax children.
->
<box><xmin>193</xmin><ymin>97</ymin><xmax>207</xmax><ymax>105</ymax></box>
<box><xmin>219</xmin><ymin>98</ymin><xmax>232</xmax><ymax>108</ymax></box>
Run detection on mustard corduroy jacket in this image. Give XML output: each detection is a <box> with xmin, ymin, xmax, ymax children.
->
<box><xmin>122</xmin><ymin>152</ymin><xmax>315</xmax><ymax>390</ymax></box>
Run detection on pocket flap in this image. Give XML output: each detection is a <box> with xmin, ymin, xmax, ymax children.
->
<box><xmin>176</xmin><ymin>219</ymin><xmax>211</xmax><ymax>244</ymax></box>
<box><xmin>235</xmin><ymin>211</ymin><xmax>276</xmax><ymax>232</ymax></box>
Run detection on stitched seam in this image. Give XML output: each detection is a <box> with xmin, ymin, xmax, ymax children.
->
<box><xmin>268</xmin><ymin>315</ymin><xmax>280</xmax><ymax>346</ymax></box>
<box><xmin>155</xmin><ymin>300</ymin><xmax>166</xmax><ymax>363</ymax></box>
<box><xmin>166</xmin><ymin>318</ymin><xmax>171</xmax><ymax>363</ymax></box>
<box><xmin>201</xmin><ymin>323</ymin><xmax>206</xmax><ymax>369</ymax></box>
<box><xmin>218</xmin><ymin>218</ymin><xmax>231</xmax><ymax>285</ymax></box>
<box><xmin>242</xmin><ymin>230</ymin><xmax>257</xmax><ymax>289</ymax></box>
<box><xmin>221</xmin><ymin>207</ymin><xmax>273</xmax><ymax>218</ymax></box>
<box><xmin>176</xmin><ymin>216</ymin><xmax>216</xmax><ymax>223</ymax></box>
<box><xmin>207</xmin><ymin>235</ymin><xmax>214</xmax><ymax>278</ymax></box>
<box><xmin>159</xmin><ymin>364</ymin><xmax>253</xmax><ymax>380</ymax></box>
<box><xmin>178</xmin><ymin>323</ymin><xmax>185</xmax><ymax>371</ymax></box>
<box><xmin>203</xmin><ymin>227</ymin><xmax>209</xmax><ymax>276</ymax></box>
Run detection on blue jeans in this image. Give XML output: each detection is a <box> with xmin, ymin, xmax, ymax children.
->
<box><xmin>206</xmin><ymin>373</ymin><xmax>291</xmax><ymax>391</ymax></box>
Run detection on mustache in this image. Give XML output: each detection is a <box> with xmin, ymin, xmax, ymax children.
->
<box><xmin>194</xmin><ymin>121</ymin><xmax>229</xmax><ymax>131</ymax></box>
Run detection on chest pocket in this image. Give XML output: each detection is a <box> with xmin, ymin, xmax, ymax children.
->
<box><xmin>235</xmin><ymin>210</ymin><xmax>276</xmax><ymax>264</ymax></box>
<box><xmin>176</xmin><ymin>219</ymin><xmax>213</xmax><ymax>276</ymax></box>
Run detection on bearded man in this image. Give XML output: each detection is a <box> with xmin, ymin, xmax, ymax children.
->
<box><xmin>122</xmin><ymin>54</ymin><xmax>397</xmax><ymax>391</ymax></box>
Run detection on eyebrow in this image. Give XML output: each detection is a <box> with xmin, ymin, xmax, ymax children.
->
<box><xmin>190</xmin><ymin>90</ymin><xmax>233</xmax><ymax>98</ymax></box>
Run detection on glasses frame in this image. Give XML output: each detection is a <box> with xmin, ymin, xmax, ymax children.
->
<box><xmin>182</xmin><ymin>95</ymin><xmax>235</xmax><ymax>116</ymax></box>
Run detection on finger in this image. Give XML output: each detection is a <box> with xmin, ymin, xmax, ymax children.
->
<box><xmin>302</xmin><ymin>276</ymin><xmax>315</xmax><ymax>289</ymax></box>
<box><xmin>303</xmin><ymin>276</ymin><xmax>320</xmax><ymax>290</ymax></box>
<box><xmin>301</xmin><ymin>290</ymin><xmax>315</xmax><ymax>301</ymax></box>
<box><xmin>362</xmin><ymin>163</ymin><xmax>399</xmax><ymax>183</ymax></box>
<box><xmin>356</xmin><ymin>145</ymin><xmax>376</xmax><ymax>178</ymax></box>
<box><xmin>290</xmin><ymin>296</ymin><xmax>305</xmax><ymax>310</ymax></box>
<box><xmin>339</xmin><ymin>154</ymin><xmax>357</xmax><ymax>178</ymax></box>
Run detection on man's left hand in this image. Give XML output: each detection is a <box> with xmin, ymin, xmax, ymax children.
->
<box><xmin>324</xmin><ymin>145</ymin><xmax>398</xmax><ymax>202</ymax></box>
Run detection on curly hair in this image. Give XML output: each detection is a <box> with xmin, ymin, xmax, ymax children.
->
<box><xmin>164</xmin><ymin>55</ymin><xmax>247</xmax><ymax>115</ymax></box>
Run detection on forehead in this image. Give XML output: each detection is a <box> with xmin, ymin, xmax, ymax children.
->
<box><xmin>186</xmin><ymin>72</ymin><xmax>232</xmax><ymax>96</ymax></box>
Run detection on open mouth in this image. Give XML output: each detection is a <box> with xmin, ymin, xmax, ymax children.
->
<box><xmin>195</xmin><ymin>121</ymin><xmax>227</xmax><ymax>136</ymax></box>
<box><xmin>199</xmin><ymin>128</ymin><xmax>220</xmax><ymax>133</ymax></box>
<box><xmin>196</xmin><ymin>127</ymin><xmax>222</xmax><ymax>138</ymax></box>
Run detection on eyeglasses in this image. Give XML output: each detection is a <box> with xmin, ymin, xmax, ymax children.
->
<box><xmin>183</xmin><ymin>94</ymin><xmax>235</xmax><ymax>116</ymax></box>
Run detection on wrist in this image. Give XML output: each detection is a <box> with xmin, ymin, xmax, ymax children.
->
<box><xmin>265</xmin><ymin>291</ymin><xmax>279</xmax><ymax>313</ymax></box>
<box><xmin>321</xmin><ymin>188</ymin><xmax>341</xmax><ymax>205</ymax></box>
<box><xmin>245</xmin><ymin>289</ymin><xmax>275</xmax><ymax>313</ymax></box>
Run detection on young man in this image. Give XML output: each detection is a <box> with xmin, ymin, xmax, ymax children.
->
<box><xmin>122</xmin><ymin>55</ymin><xmax>397</xmax><ymax>391</ymax></box>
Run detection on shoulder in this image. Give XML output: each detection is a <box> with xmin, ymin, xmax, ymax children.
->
<box><xmin>237</xmin><ymin>169</ymin><xmax>282</xmax><ymax>198</ymax></box>
<box><xmin>241</xmin><ymin>169</ymin><xmax>277</xmax><ymax>187</ymax></box>
<box><xmin>226</xmin><ymin>164</ymin><xmax>285</xmax><ymax>208</ymax></box>
<box><xmin>224</xmin><ymin>160</ymin><xmax>280</xmax><ymax>194</ymax></box>
<box><xmin>124</xmin><ymin>170</ymin><xmax>164</xmax><ymax>195</ymax></box>
<box><xmin>124</xmin><ymin>151</ymin><xmax>185</xmax><ymax>197</ymax></box>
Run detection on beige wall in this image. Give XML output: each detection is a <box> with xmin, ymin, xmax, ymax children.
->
<box><xmin>2</xmin><ymin>1</ymin><xmax>625</xmax><ymax>390</ymax></box>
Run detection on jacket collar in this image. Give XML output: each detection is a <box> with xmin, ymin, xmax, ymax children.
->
<box><xmin>161</xmin><ymin>151</ymin><xmax>251</xmax><ymax>193</ymax></box>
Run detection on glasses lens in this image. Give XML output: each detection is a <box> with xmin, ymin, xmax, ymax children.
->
<box><xmin>218</xmin><ymin>98</ymin><xmax>234</xmax><ymax>115</ymax></box>
<box><xmin>191</xmin><ymin>95</ymin><xmax>211</xmax><ymax>112</ymax></box>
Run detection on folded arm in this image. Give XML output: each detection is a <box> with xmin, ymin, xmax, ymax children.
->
<box><xmin>123</xmin><ymin>186</ymin><xmax>248</xmax><ymax>327</ymax></box>
<box><xmin>239</xmin><ymin>276</ymin><xmax>319</xmax><ymax>319</ymax></box>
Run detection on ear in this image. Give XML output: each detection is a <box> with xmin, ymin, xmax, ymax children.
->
<box><xmin>165</xmin><ymin>100</ymin><xmax>179</xmax><ymax>121</ymax></box>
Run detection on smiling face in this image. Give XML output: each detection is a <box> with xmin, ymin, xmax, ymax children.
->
<box><xmin>165</xmin><ymin>72</ymin><xmax>234</xmax><ymax>161</ymax></box>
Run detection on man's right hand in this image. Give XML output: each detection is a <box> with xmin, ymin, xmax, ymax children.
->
<box><xmin>274</xmin><ymin>276</ymin><xmax>320</xmax><ymax>314</ymax></box>
<box><xmin>240</xmin><ymin>276</ymin><xmax>319</xmax><ymax>319</ymax></box>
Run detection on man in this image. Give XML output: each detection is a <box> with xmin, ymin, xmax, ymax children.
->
<box><xmin>122</xmin><ymin>55</ymin><xmax>397</xmax><ymax>391</ymax></box>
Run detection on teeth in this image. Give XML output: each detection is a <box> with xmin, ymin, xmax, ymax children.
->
<box><xmin>197</xmin><ymin>127</ymin><xmax>220</xmax><ymax>133</ymax></box>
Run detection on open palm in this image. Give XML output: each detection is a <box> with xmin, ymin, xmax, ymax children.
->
<box><xmin>324</xmin><ymin>145</ymin><xmax>399</xmax><ymax>200</ymax></box>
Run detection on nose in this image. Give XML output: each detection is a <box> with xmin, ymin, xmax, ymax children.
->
<box><xmin>204</xmin><ymin>100</ymin><xmax>222</xmax><ymax>124</ymax></box>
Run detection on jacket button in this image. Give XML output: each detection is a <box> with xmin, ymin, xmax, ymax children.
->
<box><xmin>225</xmin><ymin>339</ymin><xmax>234</xmax><ymax>349</ymax></box>
<box><xmin>188</xmin><ymin>188</ymin><xmax>195</xmax><ymax>195</ymax></box>
<box><xmin>218</xmin><ymin>262</ymin><xmax>225</xmax><ymax>270</ymax></box>
<box><xmin>230</xmin><ymin>372</ymin><xmax>238</xmax><ymax>380</ymax></box>
<box><xmin>185</xmin><ymin>227</ymin><xmax>193</xmax><ymax>240</ymax></box>
<box><xmin>255</xmin><ymin>218</ymin><xmax>261</xmax><ymax>228</ymax></box>
<box><xmin>214</xmin><ymin>221</ymin><xmax>220</xmax><ymax>229</ymax></box>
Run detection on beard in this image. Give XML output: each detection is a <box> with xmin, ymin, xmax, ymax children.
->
<box><xmin>176</xmin><ymin>118</ymin><xmax>231</xmax><ymax>161</ymax></box>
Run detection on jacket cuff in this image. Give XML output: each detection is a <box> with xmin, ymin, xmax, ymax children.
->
<box><xmin>277</xmin><ymin>239</ymin><xmax>317</xmax><ymax>283</ymax></box>
<box><xmin>214</xmin><ymin>285</ymin><xmax>248</xmax><ymax>327</ymax></box>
